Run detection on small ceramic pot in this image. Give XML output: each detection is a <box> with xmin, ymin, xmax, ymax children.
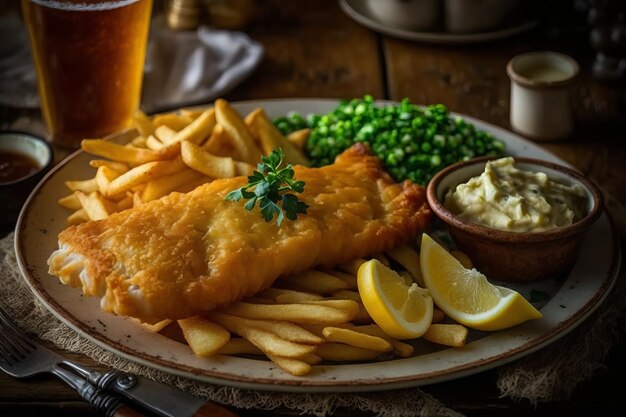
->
<box><xmin>507</xmin><ymin>51</ymin><xmax>579</xmax><ymax>141</ymax></box>
<box><xmin>426</xmin><ymin>156</ymin><xmax>603</xmax><ymax>282</ymax></box>
<box><xmin>0</xmin><ymin>131</ymin><xmax>53</xmax><ymax>228</ymax></box>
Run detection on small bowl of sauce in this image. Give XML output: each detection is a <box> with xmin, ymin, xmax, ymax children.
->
<box><xmin>0</xmin><ymin>131</ymin><xmax>53</xmax><ymax>227</ymax></box>
<box><xmin>427</xmin><ymin>156</ymin><xmax>603</xmax><ymax>282</ymax></box>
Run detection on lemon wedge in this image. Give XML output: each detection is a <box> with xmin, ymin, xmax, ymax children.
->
<box><xmin>357</xmin><ymin>259</ymin><xmax>433</xmax><ymax>339</ymax></box>
<box><xmin>420</xmin><ymin>234</ymin><xmax>542</xmax><ymax>331</ymax></box>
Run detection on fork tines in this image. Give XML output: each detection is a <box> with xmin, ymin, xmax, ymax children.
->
<box><xmin>0</xmin><ymin>305</ymin><xmax>37</xmax><ymax>365</ymax></box>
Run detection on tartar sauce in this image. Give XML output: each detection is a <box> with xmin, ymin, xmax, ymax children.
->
<box><xmin>444</xmin><ymin>157</ymin><xmax>587</xmax><ymax>232</ymax></box>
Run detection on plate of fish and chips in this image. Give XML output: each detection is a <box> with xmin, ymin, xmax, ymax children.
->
<box><xmin>14</xmin><ymin>99</ymin><xmax>620</xmax><ymax>392</ymax></box>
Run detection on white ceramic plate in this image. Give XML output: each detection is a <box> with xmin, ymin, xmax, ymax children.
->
<box><xmin>339</xmin><ymin>0</ymin><xmax>539</xmax><ymax>45</ymax></box>
<box><xmin>15</xmin><ymin>99</ymin><xmax>620</xmax><ymax>392</ymax></box>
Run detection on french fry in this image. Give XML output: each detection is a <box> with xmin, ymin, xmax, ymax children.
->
<box><xmin>298</xmin><ymin>353</ymin><xmax>322</xmax><ymax>365</ymax></box>
<box><xmin>116</xmin><ymin>195</ymin><xmax>133</xmax><ymax>211</ymax></box>
<box><xmin>338</xmin><ymin>258</ymin><xmax>366</xmax><ymax>276</ymax></box>
<box><xmin>131</xmin><ymin>318</ymin><xmax>172</xmax><ymax>333</ymax></box>
<box><xmin>145</xmin><ymin>135</ymin><xmax>164</xmax><ymax>150</ymax></box>
<box><xmin>179</xmin><ymin>108</ymin><xmax>205</xmax><ymax>120</ymax></box>
<box><xmin>65</xmin><ymin>178</ymin><xmax>98</xmax><ymax>193</ymax></box>
<box><xmin>142</xmin><ymin>169</ymin><xmax>202</xmax><ymax>202</ymax></box>
<box><xmin>152</xmin><ymin>113</ymin><xmax>193</xmax><ymax>131</ymax></box>
<box><xmin>331</xmin><ymin>290</ymin><xmax>361</xmax><ymax>302</ymax></box>
<box><xmin>423</xmin><ymin>324</ymin><xmax>468</xmax><ymax>347</ymax></box>
<box><xmin>133</xmin><ymin>110</ymin><xmax>154</xmax><ymax>137</ymax></box>
<box><xmin>178</xmin><ymin>316</ymin><xmax>231</xmax><ymax>357</ymax></box>
<box><xmin>350</xmin><ymin>325</ymin><xmax>414</xmax><ymax>357</ymax></box>
<box><xmin>322</xmin><ymin>327</ymin><xmax>392</xmax><ymax>352</ymax></box>
<box><xmin>76</xmin><ymin>191</ymin><xmax>112</xmax><ymax>221</ymax></box>
<box><xmin>257</xmin><ymin>288</ymin><xmax>307</xmax><ymax>299</ymax></box>
<box><xmin>81</xmin><ymin>139</ymin><xmax>165</xmax><ymax>164</ymax></box>
<box><xmin>58</xmin><ymin>193</ymin><xmax>81</xmax><ymax>210</ymax></box>
<box><xmin>286</xmin><ymin>128</ymin><xmax>310</xmax><ymax>151</ymax></box>
<box><xmin>238</xmin><ymin>319</ymin><xmax>322</xmax><ymax>345</ymax></box>
<box><xmin>209</xmin><ymin>312</ymin><xmax>316</xmax><ymax>358</ymax></box>
<box><xmin>221</xmin><ymin>302</ymin><xmax>357</xmax><ymax>325</ymax></box>
<box><xmin>327</xmin><ymin>271</ymin><xmax>358</xmax><ymax>289</ymax></box>
<box><xmin>266</xmin><ymin>354</ymin><xmax>311</xmax><ymax>376</ymax></box>
<box><xmin>281</xmin><ymin>270</ymin><xmax>349</xmax><ymax>294</ymax></box>
<box><xmin>274</xmin><ymin>290</ymin><xmax>325</xmax><ymax>304</ymax></box>
<box><xmin>154</xmin><ymin>125</ymin><xmax>178</xmax><ymax>144</ymax></box>
<box><xmin>202</xmin><ymin>124</ymin><xmax>235</xmax><ymax>156</ymax></box>
<box><xmin>105</xmin><ymin>158</ymin><xmax>186</xmax><ymax>197</ymax></box>
<box><xmin>386</xmin><ymin>245</ymin><xmax>424</xmax><ymax>286</ymax></box>
<box><xmin>95</xmin><ymin>165</ymin><xmax>122</xmax><ymax>195</ymax></box>
<box><xmin>89</xmin><ymin>160</ymin><xmax>129</xmax><ymax>173</ymax></box>
<box><xmin>235</xmin><ymin>161</ymin><xmax>255</xmax><ymax>176</ymax></box>
<box><xmin>172</xmin><ymin>108</ymin><xmax>216</xmax><ymax>145</ymax></box>
<box><xmin>302</xmin><ymin>299</ymin><xmax>365</xmax><ymax>322</ymax></box>
<box><xmin>245</xmin><ymin>108</ymin><xmax>310</xmax><ymax>166</ymax></box>
<box><xmin>67</xmin><ymin>208</ymin><xmax>89</xmax><ymax>225</ymax></box>
<box><xmin>315</xmin><ymin>343</ymin><xmax>381</xmax><ymax>362</ymax></box>
<box><xmin>301</xmin><ymin>299</ymin><xmax>360</xmax><ymax>313</ymax></box>
<box><xmin>215</xmin><ymin>99</ymin><xmax>263</xmax><ymax>163</ymax></box>
<box><xmin>132</xmin><ymin>191</ymin><xmax>143</xmax><ymax>207</ymax></box>
<box><xmin>217</xmin><ymin>338</ymin><xmax>263</xmax><ymax>355</ymax></box>
<box><xmin>154</xmin><ymin>141</ymin><xmax>183</xmax><ymax>160</ymax></box>
<box><xmin>181</xmin><ymin>141</ymin><xmax>237</xmax><ymax>178</ymax></box>
<box><xmin>130</xmin><ymin>135</ymin><xmax>148</xmax><ymax>148</ymax></box>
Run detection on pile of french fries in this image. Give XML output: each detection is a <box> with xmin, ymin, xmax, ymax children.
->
<box><xmin>58</xmin><ymin>98</ymin><xmax>469</xmax><ymax>376</ymax></box>
<box><xmin>154</xmin><ymin>249</ymin><xmax>469</xmax><ymax>376</ymax></box>
<box><xmin>59</xmin><ymin>98</ymin><xmax>311</xmax><ymax>224</ymax></box>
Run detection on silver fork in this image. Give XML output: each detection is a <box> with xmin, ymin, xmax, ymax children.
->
<box><xmin>0</xmin><ymin>304</ymin><xmax>146</xmax><ymax>417</ymax></box>
<box><xmin>0</xmin><ymin>305</ymin><xmax>238</xmax><ymax>417</ymax></box>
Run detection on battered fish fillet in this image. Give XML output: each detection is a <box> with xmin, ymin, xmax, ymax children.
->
<box><xmin>48</xmin><ymin>144</ymin><xmax>430</xmax><ymax>323</ymax></box>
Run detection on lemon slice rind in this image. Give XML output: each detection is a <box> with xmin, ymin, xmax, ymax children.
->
<box><xmin>358</xmin><ymin>259</ymin><xmax>433</xmax><ymax>340</ymax></box>
<box><xmin>420</xmin><ymin>234</ymin><xmax>542</xmax><ymax>332</ymax></box>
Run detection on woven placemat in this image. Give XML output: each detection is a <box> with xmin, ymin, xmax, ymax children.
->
<box><xmin>1</xmin><ymin>233</ymin><xmax>623</xmax><ymax>416</ymax></box>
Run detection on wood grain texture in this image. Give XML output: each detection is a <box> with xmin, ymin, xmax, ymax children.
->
<box><xmin>226</xmin><ymin>0</ymin><xmax>384</xmax><ymax>101</ymax></box>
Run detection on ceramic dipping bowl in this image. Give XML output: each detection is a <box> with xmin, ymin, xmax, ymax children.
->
<box><xmin>0</xmin><ymin>131</ymin><xmax>53</xmax><ymax>228</ymax></box>
<box><xmin>426</xmin><ymin>156</ymin><xmax>603</xmax><ymax>282</ymax></box>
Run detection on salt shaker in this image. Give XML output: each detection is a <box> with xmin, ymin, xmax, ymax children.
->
<box><xmin>506</xmin><ymin>51</ymin><xmax>579</xmax><ymax>141</ymax></box>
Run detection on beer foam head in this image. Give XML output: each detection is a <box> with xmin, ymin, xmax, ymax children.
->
<box><xmin>29</xmin><ymin>0</ymin><xmax>140</xmax><ymax>11</ymax></box>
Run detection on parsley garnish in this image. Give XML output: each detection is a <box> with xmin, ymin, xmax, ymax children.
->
<box><xmin>225</xmin><ymin>148</ymin><xmax>309</xmax><ymax>226</ymax></box>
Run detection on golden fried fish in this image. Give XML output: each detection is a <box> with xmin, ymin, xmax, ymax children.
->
<box><xmin>48</xmin><ymin>144</ymin><xmax>430</xmax><ymax>323</ymax></box>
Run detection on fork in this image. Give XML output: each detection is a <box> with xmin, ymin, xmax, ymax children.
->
<box><xmin>0</xmin><ymin>305</ymin><xmax>238</xmax><ymax>417</ymax></box>
<box><xmin>0</xmin><ymin>305</ymin><xmax>146</xmax><ymax>416</ymax></box>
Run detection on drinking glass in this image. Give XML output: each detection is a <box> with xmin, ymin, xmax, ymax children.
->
<box><xmin>21</xmin><ymin>0</ymin><xmax>153</xmax><ymax>148</ymax></box>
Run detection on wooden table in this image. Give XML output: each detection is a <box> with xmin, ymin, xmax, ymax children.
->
<box><xmin>1</xmin><ymin>1</ymin><xmax>625</xmax><ymax>416</ymax></box>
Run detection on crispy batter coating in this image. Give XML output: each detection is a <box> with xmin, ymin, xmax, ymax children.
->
<box><xmin>48</xmin><ymin>144</ymin><xmax>430</xmax><ymax>322</ymax></box>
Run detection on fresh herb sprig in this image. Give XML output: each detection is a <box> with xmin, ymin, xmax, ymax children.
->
<box><xmin>226</xmin><ymin>148</ymin><xmax>309</xmax><ymax>226</ymax></box>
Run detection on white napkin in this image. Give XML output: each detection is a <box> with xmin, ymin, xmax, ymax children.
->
<box><xmin>142</xmin><ymin>17</ymin><xmax>263</xmax><ymax>112</ymax></box>
<box><xmin>0</xmin><ymin>14</ymin><xmax>263</xmax><ymax>113</ymax></box>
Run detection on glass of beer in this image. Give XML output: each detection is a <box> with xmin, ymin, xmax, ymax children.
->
<box><xmin>21</xmin><ymin>0</ymin><xmax>153</xmax><ymax>149</ymax></box>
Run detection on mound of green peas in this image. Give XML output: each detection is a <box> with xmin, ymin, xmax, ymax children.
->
<box><xmin>273</xmin><ymin>96</ymin><xmax>505</xmax><ymax>185</ymax></box>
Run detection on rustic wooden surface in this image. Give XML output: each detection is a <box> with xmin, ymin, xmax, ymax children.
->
<box><xmin>1</xmin><ymin>0</ymin><xmax>625</xmax><ymax>416</ymax></box>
